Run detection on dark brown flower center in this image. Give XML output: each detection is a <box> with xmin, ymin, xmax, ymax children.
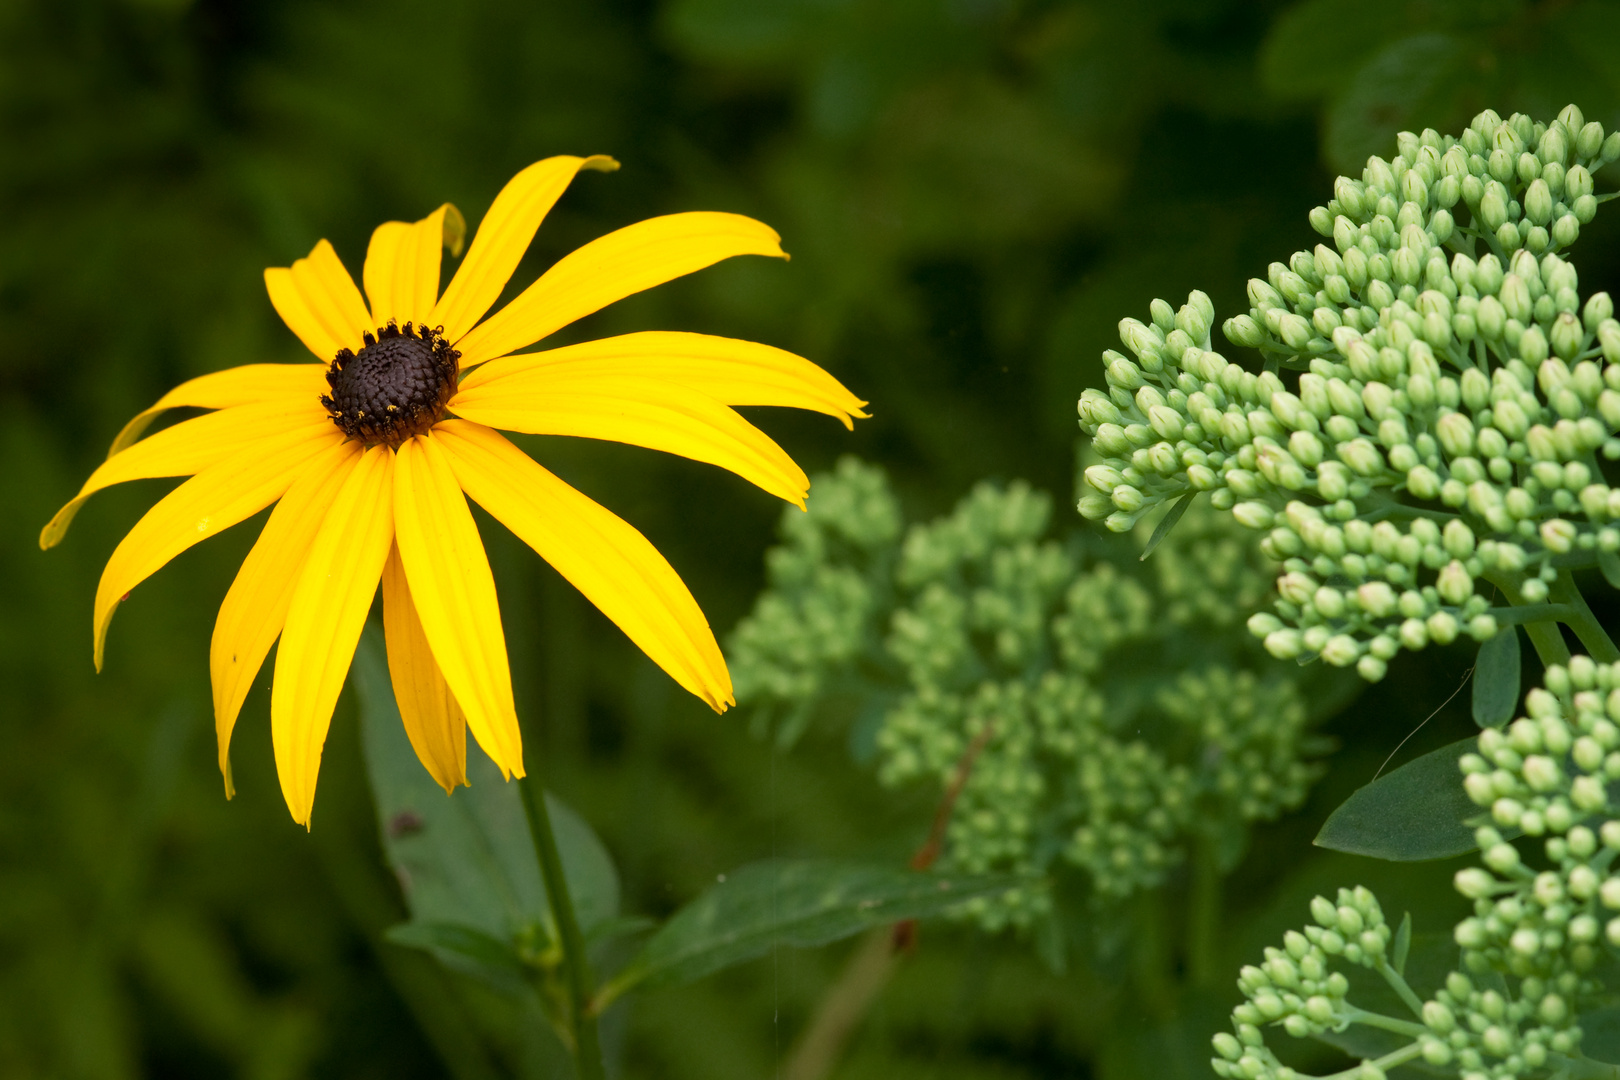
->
<box><xmin>321</xmin><ymin>321</ymin><xmax>459</xmax><ymax>448</ymax></box>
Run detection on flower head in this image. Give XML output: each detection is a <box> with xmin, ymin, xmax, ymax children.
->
<box><xmin>1076</xmin><ymin>107</ymin><xmax>1620</xmax><ymax>679</ymax></box>
<box><xmin>43</xmin><ymin>155</ymin><xmax>867</xmax><ymax>825</ymax></box>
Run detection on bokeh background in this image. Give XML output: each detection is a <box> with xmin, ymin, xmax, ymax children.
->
<box><xmin>6</xmin><ymin>1</ymin><xmax>1620</xmax><ymax>1077</ymax></box>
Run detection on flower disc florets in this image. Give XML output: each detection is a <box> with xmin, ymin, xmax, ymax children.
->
<box><xmin>1075</xmin><ymin>106</ymin><xmax>1620</xmax><ymax>681</ymax></box>
<box><xmin>321</xmin><ymin>320</ymin><xmax>459</xmax><ymax>448</ymax></box>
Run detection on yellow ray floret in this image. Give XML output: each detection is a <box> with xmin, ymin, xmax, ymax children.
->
<box><xmin>393</xmin><ymin>434</ymin><xmax>523</xmax><ymax>780</ymax></box>
<box><xmin>454</xmin><ymin>211</ymin><xmax>786</xmax><ymax>366</ymax></box>
<box><xmin>272</xmin><ymin>445</ymin><xmax>396</xmax><ymax>827</ymax></box>
<box><xmin>435</xmin><ymin>419</ymin><xmax>733</xmax><ymax>711</ymax></box>
<box><xmin>364</xmin><ymin>203</ymin><xmax>464</xmax><ymax>330</ymax></box>
<box><xmin>211</xmin><ymin>440</ymin><xmax>361</xmax><ymax>796</ymax></box>
<box><xmin>381</xmin><ymin>543</ymin><xmax>470</xmax><ymax>795</ymax></box>
<box><xmin>450</xmin><ymin>371</ymin><xmax>809</xmax><ymax>507</ymax></box>
<box><xmin>459</xmin><ymin>331</ymin><xmax>869</xmax><ymax>429</ymax></box>
<box><xmin>107</xmin><ymin>363</ymin><xmax>327</xmax><ymax>457</ymax></box>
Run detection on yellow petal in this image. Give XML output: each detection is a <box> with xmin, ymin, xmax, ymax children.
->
<box><xmin>264</xmin><ymin>239</ymin><xmax>373</xmax><ymax>362</ymax></box>
<box><xmin>382</xmin><ymin>542</ymin><xmax>469</xmax><ymax>794</ymax></box>
<box><xmin>431</xmin><ymin>155</ymin><xmax>618</xmax><ymax>343</ymax></box>
<box><xmin>92</xmin><ymin>424</ymin><xmax>347</xmax><ymax>670</ymax></box>
<box><xmin>109</xmin><ymin>363</ymin><xmax>328</xmax><ymax>457</ymax></box>
<box><xmin>454</xmin><ymin>212</ymin><xmax>786</xmax><ymax>366</ymax></box>
<box><xmin>458</xmin><ymin>331</ymin><xmax>869</xmax><ymax>430</ymax></box>
<box><xmin>271</xmin><ymin>445</ymin><xmax>396</xmax><ymax>826</ymax></box>
<box><xmin>363</xmin><ymin>203</ymin><xmax>458</xmax><ymax>329</ymax></box>
<box><xmin>450</xmin><ymin>371</ymin><xmax>808</xmax><ymax>506</ymax></box>
<box><xmin>43</xmin><ymin>400</ymin><xmax>332</xmax><ymax>551</ymax></box>
<box><xmin>392</xmin><ymin>434</ymin><xmax>523</xmax><ymax>779</ymax></box>
<box><xmin>435</xmin><ymin>419</ymin><xmax>733</xmax><ymax>711</ymax></box>
<box><xmin>210</xmin><ymin>439</ymin><xmax>362</xmax><ymax>797</ymax></box>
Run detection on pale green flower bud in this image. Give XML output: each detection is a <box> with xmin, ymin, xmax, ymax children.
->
<box><xmin>1525</xmin><ymin>178</ymin><xmax>1554</xmax><ymax>225</ymax></box>
<box><xmin>1443</xmin><ymin>519</ymin><xmax>1476</xmax><ymax>557</ymax></box>
<box><xmin>1497</xmin><ymin>220</ymin><xmax>1522</xmax><ymax>249</ymax></box>
<box><xmin>1455</xmin><ymin>868</ymin><xmax>1495</xmax><ymax>899</ymax></box>
<box><xmin>1578</xmin><ymin>120</ymin><xmax>1605</xmax><ymax>159</ymax></box>
<box><xmin>1278</xmin><ymin>313</ymin><xmax>1312</xmax><ymax>350</ymax></box>
<box><xmin>1604</xmin><ymin>130</ymin><xmax>1620</xmax><ymax>161</ymax></box>
<box><xmin>1223</xmin><ymin>315</ymin><xmax>1263</xmax><ymax>348</ymax></box>
<box><xmin>1584</xmin><ymin>292</ymin><xmax>1613</xmax><ymax>331</ymax></box>
<box><xmin>1148</xmin><ymin>405</ymin><xmax>1183</xmax><ymax>441</ymax></box>
<box><xmin>1437</xmin><ymin>560</ymin><xmax>1473</xmax><ymax>604</ymax></box>
<box><xmin>1077</xmin><ymin>493</ymin><xmax>1112</xmax><ymax>519</ymax></box>
<box><xmin>1338</xmin><ymin>438</ymin><xmax>1383</xmax><ymax>476</ymax></box>
<box><xmin>1598</xmin><ymin>319</ymin><xmax>1620</xmax><ymax>363</ymax></box>
<box><xmin>1233</xmin><ymin>501</ymin><xmax>1274</xmax><ymax>530</ymax></box>
<box><xmin>1523</xmin><ymin>753</ymin><xmax>1561</xmax><ymax>791</ymax></box>
<box><xmin>1407</xmin><ymin>465</ymin><xmax>1440</xmax><ymax>499</ymax></box>
<box><xmin>1264</xmin><ymin>629</ymin><xmax>1303</xmax><ymax>659</ymax></box>
<box><xmin>1106</xmin><ymin>353</ymin><xmax>1143</xmax><ymax>390</ymax></box>
<box><xmin>1554</xmin><ymin>213</ymin><xmax>1580</xmax><ymax>246</ymax></box>
<box><xmin>1576</xmin><ymin>192</ymin><xmax>1598</xmax><ymax>223</ymax></box>
<box><xmin>1427</xmin><ymin>610</ymin><xmax>1459</xmax><ymax>645</ymax></box>
<box><xmin>1541</xmin><ymin>518</ymin><xmax>1577</xmax><ymax>554</ymax></box>
<box><xmin>1480</xmin><ymin>185</ymin><xmax>1509</xmax><ymax>230</ymax></box>
<box><xmin>1501</xmin><ymin>274</ymin><xmax>1532</xmax><ymax>322</ymax></box>
<box><xmin>1289</xmin><ymin>430</ymin><xmax>1324</xmax><ymax>466</ymax></box>
<box><xmin>1477</xmin><ymin>295</ymin><xmax>1506</xmax><ymax>339</ymax></box>
<box><xmin>1494</xmin><ymin>398</ymin><xmax>1530</xmax><ymax>439</ymax></box>
<box><xmin>1567</xmin><ymin>163</ymin><xmax>1594</xmax><ymax>200</ymax></box>
<box><xmin>1085</xmin><ymin>464</ymin><xmax>1124</xmax><ymax>492</ymax></box>
<box><xmin>1549</xmin><ymin>311</ymin><xmax>1582</xmax><ymax>359</ymax></box>
<box><xmin>1435</xmin><ymin>411</ymin><xmax>1474</xmax><ymax>457</ymax></box>
<box><xmin>1316</xmin><ymin>461</ymin><xmax>1350</xmax><ymax>501</ymax></box>
<box><xmin>1093</xmin><ymin>423</ymin><xmax>1131</xmax><ymax>456</ymax></box>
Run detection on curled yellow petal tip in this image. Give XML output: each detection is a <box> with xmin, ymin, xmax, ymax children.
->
<box><xmin>583</xmin><ymin>155</ymin><xmax>620</xmax><ymax>173</ymax></box>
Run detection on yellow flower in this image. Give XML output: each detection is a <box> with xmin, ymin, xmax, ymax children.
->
<box><xmin>41</xmin><ymin>155</ymin><xmax>866</xmax><ymax>826</ymax></box>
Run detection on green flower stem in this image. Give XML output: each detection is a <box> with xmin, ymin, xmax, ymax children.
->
<box><xmin>1372</xmin><ymin>957</ymin><xmax>1425</xmax><ymax>1019</ymax></box>
<box><xmin>1485</xmin><ymin>572</ymin><xmax>1572</xmax><ymax>668</ymax></box>
<box><xmin>1187</xmin><ymin>834</ymin><xmax>1221</xmax><ymax>988</ymax></box>
<box><xmin>1319</xmin><ymin>1038</ymin><xmax>1426</xmax><ymax>1080</ymax></box>
<box><xmin>1551</xmin><ymin>571</ymin><xmax>1620</xmax><ymax>663</ymax></box>
<box><xmin>1340</xmin><ymin>1006</ymin><xmax>1428</xmax><ymax>1040</ymax></box>
<box><xmin>518</xmin><ymin>776</ymin><xmax>606</xmax><ymax>1080</ymax></box>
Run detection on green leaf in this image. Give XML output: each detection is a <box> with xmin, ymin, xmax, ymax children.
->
<box><xmin>1392</xmin><ymin>912</ymin><xmax>1411</xmax><ymax>977</ymax></box>
<box><xmin>1314</xmin><ymin>737</ymin><xmax>1481</xmax><ymax>861</ymax></box>
<box><xmin>1322</xmin><ymin>33</ymin><xmax>1474</xmax><ymax>172</ymax></box>
<box><xmin>1138</xmin><ymin>492</ymin><xmax>1195</xmax><ymax>561</ymax></box>
<box><xmin>354</xmin><ymin>627</ymin><xmax>620</xmax><ymax>961</ymax></box>
<box><xmin>1599</xmin><ymin>549</ymin><xmax>1620</xmax><ymax>590</ymax></box>
<box><xmin>1471</xmin><ymin>627</ymin><xmax>1521</xmax><ymax>729</ymax></box>
<box><xmin>602</xmin><ymin>860</ymin><xmax>1027</xmax><ymax>1001</ymax></box>
<box><xmin>385</xmin><ymin>921</ymin><xmax>527</xmax><ymax>983</ymax></box>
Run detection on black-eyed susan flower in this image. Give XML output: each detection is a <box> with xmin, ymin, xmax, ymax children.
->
<box><xmin>42</xmin><ymin>155</ymin><xmax>867</xmax><ymax>826</ymax></box>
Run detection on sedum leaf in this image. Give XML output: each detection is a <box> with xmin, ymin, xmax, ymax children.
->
<box><xmin>1314</xmin><ymin>737</ymin><xmax>1480</xmax><ymax>861</ymax></box>
<box><xmin>600</xmin><ymin>859</ymin><xmax>1025</xmax><ymax>1002</ymax></box>
<box><xmin>1471</xmin><ymin>627</ymin><xmax>1520</xmax><ymax>729</ymax></box>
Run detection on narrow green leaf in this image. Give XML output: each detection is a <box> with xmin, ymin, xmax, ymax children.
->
<box><xmin>1600</xmin><ymin>549</ymin><xmax>1620</xmax><ymax>590</ymax></box>
<box><xmin>386</xmin><ymin>921</ymin><xmax>527</xmax><ymax>981</ymax></box>
<box><xmin>1471</xmin><ymin>627</ymin><xmax>1521</xmax><ymax>729</ymax></box>
<box><xmin>1392</xmin><ymin>912</ymin><xmax>1411</xmax><ymax>977</ymax></box>
<box><xmin>1139</xmin><ymin>492</ymin><xmax>1196</xmax><ymax>561</ymax></box>
<box><xmin>353</xmin><ymin>627</ymin><xmax>620</xmax><ymax>968</ymax></box>
<box><xmin>604</xmin><ymin>860</ymin><xmax>1026</xmax><ymax>1000</ymax></box>
<box><xmin>1314</xmin><ymin>737</ymin><xmax>1481</xmax><ymax>861</ymax></box>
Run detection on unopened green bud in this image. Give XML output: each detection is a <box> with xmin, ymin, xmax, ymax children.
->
<box><xmin>1578</xmin><ymin>120</ymin><xmax>1606</xmax><ymax>159</ymax></box>
<box><xmin>1223</xmin><ymin>315</ymin><xmax>1263</xmax><ymax>348</ymax></box>
<box><xmin>1567</xmin><ymin>164</ymin><xmax>1594</xmax><ymax>200</ymax></box>
<box><xmin>1501</xmin><ymin>274</ymin><xmax>1532</xmax><ymax>322</ymax></box>
<box><xmin>1526</xmin><ymin>178</ymin><xmax>1554</xmax><ymax>225</ymax></box>
<box><xmin>1551</xmin><ymin>311</ymin><xmax>1583</xmax><ymax>359</ymax></box>
<box><xmin>1585</xmin><ymin>292</ymin><xmax>1613</xmax><ymax>331</ymax></box>
<box><xmin>1480</xmin><ymin>185</ymin><xmax>1509</xmax><ymax>230</ymax></box>
<box><xmin>1437</xmin><ymin>560</ymin><xmax>1473</xmax><ymax>604</ymax></box>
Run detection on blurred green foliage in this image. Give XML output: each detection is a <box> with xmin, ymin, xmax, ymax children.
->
<box><xmin>4</xmin><ymin>0</ymin><xmax>1619</xmax><ymax>1078</ymax></box>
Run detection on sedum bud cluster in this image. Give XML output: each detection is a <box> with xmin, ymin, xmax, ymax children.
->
<box><xmin>1077</xmin><ymin>107</ymin><xmax>1620</xmax><ymax>682</ymax></box>
<box><xmin>1214</xmin><ymin>657</ymin><xmax>1620</xmax><ymax>1079</ymax></box>
<box><xmin>731</xmin><ymin>460</ymin><xmax>1327</xmax><ymax>931</ymax></box>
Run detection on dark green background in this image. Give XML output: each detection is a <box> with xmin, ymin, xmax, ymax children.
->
<box><xmin>6</xmin><ymin>1</ymin><xmax>1620</xmax><ymax>1077</ymax></box>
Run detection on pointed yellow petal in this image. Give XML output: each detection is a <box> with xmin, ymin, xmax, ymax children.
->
<box><xmin>271</xmin><ymin>445</ymin><xmax>396</xmax><ymax>826</ymax></box>
<box><xmin>108</xmin><ymin>363</ymin><xmax>329</xmax><ymax>457</ymax></box>
<box><xmin>458</xmin><ymin>331</ymin><xmax>869</xmax><ymax>429</ymax></box>
<box><xmin>449</xmin><ymin>372</ymin><xmax>808</xmax><ymax>506</ymax></box>
<box><xmin>264</xmin><ymin>239</ymin><xmax>373</xmax><ymax>361</ymax></box>
<box><xmin>431</xmin><ymin>155</ymin><xmax>618</xmax><ymax>343</ymax></box>
<box><xmin>210</xmin><ymin>439</ymin><xmax>362</xmax><ymax>796</ymax></box>
<box><xmin>43</xmin><ymin>400</ymin><xmax>332</xmax><ymax>551</ymax></box>
<box><xmin>453</xmin><ymin>212</ymin><xmax>786</xmax><ymax>366</ymax></box>
<box><xmin>435</xmin><ymin>420</ymin><xmax>733</xmax><ymax>712</ymax></box>
<box><xmin>382</xmin><ymin>542</ymin><xmax>469</xmax><ymax>794</ymax></box>
<box><xmin>393</xmin><ymin>434</ymin><xmax>523</xmax><ymax>779</ymax></box>
<box><xmin>92</xmin><ymin>425</ymin><xmax>347</xmax><ymax>670</ymax></box>
<box><xmin>363</xmin><ymin>203</ymin><xmax>458</xmax><ymax>329</ymax></box>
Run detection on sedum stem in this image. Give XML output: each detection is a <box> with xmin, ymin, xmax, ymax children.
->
<box><xmin>519</xmin><ymin>776</ymin><xmax>606</xmax><ymax>1080</ymax></box>
<box><xmin>1551</xmin><ymin>571</ymin><xmax>1620</xmax><ymax>662</ymax></box>
<box><xmin>1485</xmin><ymin>571</ymin><xmax>1572</xmax><ymax>668</ymax></box>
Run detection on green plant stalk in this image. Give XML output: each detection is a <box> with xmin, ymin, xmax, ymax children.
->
<box><xmin>1485</xmin><ymin>571</ymin><xmax>1572</xmax><ymax>668</ymax></box>
<box><xmin>1550</xmin><ymin>571</ymin><xmax>1620</xmax><ymax>663</ymax></box>
<box><xmin>1372</xmin><ymin>957</ymin><xmax>1425</xmax><ymax>1018</ymax></box>
<box><xmin>1187</xmin><ymin>834</ymin><xmax>1221</xmax><ymax>988</ymax></box>
<box><xmin>519</xmin><ymin>776</ymin><xmax>606</xmax><ymax>1080</ymax></box>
